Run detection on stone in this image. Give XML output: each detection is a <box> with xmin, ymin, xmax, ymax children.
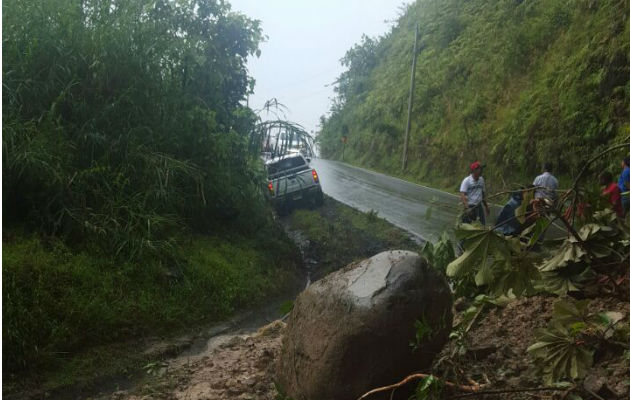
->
<box><xmin>467</xmin><ymin>344</ymin><xmax>497</xmax><ymax>360</ymax></box>
<box><xmin>583</xmin><ymin>372</ymin><xmax>605</xmax><ymax>393</ymax></box>
<box><xmin>276</xmin><ymin>250</ymin><xmax>452</xmax><ymax>400</ymax></box>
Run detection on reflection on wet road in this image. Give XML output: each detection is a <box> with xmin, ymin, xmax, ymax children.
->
<box><xmin>311</xmin><ymin>159</ymin><xmax>497</xmax><ymax>242</ymax></box>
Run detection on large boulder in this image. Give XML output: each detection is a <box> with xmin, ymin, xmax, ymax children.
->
<box><xmin>276</xmin><ymin>250</ymin><xmax>452</xmax><ymax>400</ymax></box>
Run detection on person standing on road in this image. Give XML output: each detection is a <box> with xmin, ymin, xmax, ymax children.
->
<box><xmin>533</xmin><ymin>162</ymin><xmax>559</xmax><ymax>202</ymax></box>
<box><xmin>618</xmin><ymin>157</ymin><xmax>630</xmax><ymax>216</ymax></box>
<box><xmin>459</xmin><ymin>161</ymin><xmax>490</xmax><ymax>225</ymax></box>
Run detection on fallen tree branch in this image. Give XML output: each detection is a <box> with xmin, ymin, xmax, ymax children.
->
<box><xmin>445</xmin><ymin>386</ymin><xmax>574</xmax><ymax>399</ymax></box>
<box><xmin>357</xmin><ymin>373</ymin><xmax>481</xmax><ymax>400</ymax></box>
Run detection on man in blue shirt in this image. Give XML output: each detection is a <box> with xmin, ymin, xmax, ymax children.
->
<box><xmin>619</xmin><ymin>157</ymin><xmax>630</xmax><ymax>216</ymax></box>
<box><xmin>495</xmin><ymin>188</ymin><xmax>524</xmax><ymax>236</ymax></box>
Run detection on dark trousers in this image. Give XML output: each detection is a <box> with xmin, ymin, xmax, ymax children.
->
<box><xmin>622</xmin><ymin>196</ymin><xmax>630</xmax><ymax>217</ymax></box>
<box><xmin>457</xmin><ymin>204</ymin><xmax>486</xmax><ymax>255</ymax></box>
<box><xmin>462</xmin><ymin>204</ymin><xmax>486</xmax><ymax>226</ymax></box>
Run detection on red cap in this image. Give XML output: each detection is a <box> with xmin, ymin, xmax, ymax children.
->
<box><xmin>470</xmin><ymin>161</ymin><xmax>482</xmax><ymax>171</ymax></box>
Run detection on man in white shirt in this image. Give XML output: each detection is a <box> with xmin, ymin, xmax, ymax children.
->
<box><xmin>533</xmin><ymin>162</ymin><xmax>559</xmax><ymax>202</ymax></box>
<box><xmin>459</xmin><ymin>161</ymin><xmax>490</xmax><ymax>225</ymax></box>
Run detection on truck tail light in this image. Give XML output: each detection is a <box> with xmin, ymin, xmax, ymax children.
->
<box><xmin>268</xmin><ymin>181</ymin><xmax>274</xmax><ymax>195</ymax></box>
<box><xmin>312</xmin><ymin>169</ymin><xmax>319</xmax><ymax>183</ymax></box>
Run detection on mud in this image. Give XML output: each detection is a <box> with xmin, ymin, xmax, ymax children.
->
<box><xmin>116</xmin><ymin>321</ymin><xmax>285</xmax><ymax>400</ymax></box>
<box><xmin>434</xmin><ymin>295</ymin><xmax>630</xmax><ymax>399</ymax></box>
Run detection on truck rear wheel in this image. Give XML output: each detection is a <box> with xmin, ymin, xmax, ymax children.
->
<box><xmin>313</xmin><ymin>188</ymin><xmax>324</xmax><ymax>208</ymax></box>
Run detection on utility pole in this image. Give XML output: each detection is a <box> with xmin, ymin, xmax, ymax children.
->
<box><xmin>402</xmin><ymin>23</ymin><xmax>418</xmax><ymax>172</ymax></box>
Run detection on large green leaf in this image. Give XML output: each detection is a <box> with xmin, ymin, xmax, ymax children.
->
<box><xmin>552</xmin><ymin>299</ymin><xmax>590</xmax><ymax>325</ymax></box>
<box><xmin>539</xmin><ymin>242</ymin><xmax>588</xmax><ymax>272</ymax></box>
<box><xmin>493</xmin><ymin>254</ymin><xmax>541</xmax><ymax>296</ymax></box>
<box><xmin>527</xmin><ymin>321</ymin><xmax>594</xmax><ymax>384</ymax></box>
<box><xmin>526</xmin><ymin>298</ymin><xmax>627</xmax><ymax>384</ymax></box>
<box><xmin>522</xmin><ymin>217</ymin><xmax>551</xmax><ymax>247</ymax></box>
<box><xmin>535</xmin><ymin>267</ymin><xmax>592</xmax><ymax>295</ymax></box>
<box><xmin>446</xmin><ymin>226</ymin><xmax>510</xmax><ymax>279</ymax></box>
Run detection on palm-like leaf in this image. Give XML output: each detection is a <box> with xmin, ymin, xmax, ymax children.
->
<box><xmin>527</xmin><ymin>321</ymin><xmax>594</xmax><ymax>384</ymax></box>
<box><xmin>446</xmin><ymin>225</ymin><xmax>511</xmax><ymax>280</ymax></box>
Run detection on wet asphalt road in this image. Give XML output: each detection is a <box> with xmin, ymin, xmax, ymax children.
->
<box><xmin>310</xmin><ymin>159</ymin><xmax>499</xmax><ymax>242</ymax></box>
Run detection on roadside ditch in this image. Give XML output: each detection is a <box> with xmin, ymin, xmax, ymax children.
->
<box><xmin>18</xmin><ymin>195</ymin><xmax>418</xmax><ymax>400</ymax></box>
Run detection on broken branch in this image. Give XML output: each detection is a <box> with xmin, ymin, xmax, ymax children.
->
<box><xmin>357</xmin><ymin>373</ymin><xmax>481</xmax><ymax>400</ymax></box>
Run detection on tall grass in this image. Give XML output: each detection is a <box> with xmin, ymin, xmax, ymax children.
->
<box><xmin>2</xmin><ymin>229</ymin><xmax>299</xmax><ymax>374</ymax></box>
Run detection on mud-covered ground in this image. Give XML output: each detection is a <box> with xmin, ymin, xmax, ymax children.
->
<box><xmin>118</xmin><ymin>321</ymin><xmax>286</xmax><ymax>400</ymax></box>
<box><xmin>432</xmin><ymin>295</ymin><xmax>630</xmax><ymax>399</ymax></box>
<box><xmin>45</xmin><ymin>197</ymin><xmax>629</xmax><ymax>400</ymax></box>
<box><xmin>113</xmin><ymin>294</ymin><xmax>629</xmax><ymax>400</ymax></box>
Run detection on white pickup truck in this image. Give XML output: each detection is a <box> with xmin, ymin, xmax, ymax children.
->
<box><xmin>265</xmin><ymin>154</ymin><xmax>323</xmax><ymax>213</ymax></box>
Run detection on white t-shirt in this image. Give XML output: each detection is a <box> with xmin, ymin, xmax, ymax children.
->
<box><xmin>460</xmin><ymin>175</ymin><xmax>485</xmax><ymax>206</ymax></box>
<box><xmin>533</xmin><ymin>172</ymin><xmax>558</xmax><ymax>200</ymax></box>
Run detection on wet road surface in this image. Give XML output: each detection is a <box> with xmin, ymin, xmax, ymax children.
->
<box><xmin>311</xmin><ymin>159</ymin><xmax>486</xmax><ymax>242</ymax></box>
<box><xmin>311</xmin><ymin>159</ymin><xmax>566</xmax><ymax>242</ymax></box>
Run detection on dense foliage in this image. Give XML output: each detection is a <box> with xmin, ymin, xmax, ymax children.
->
<box><xmin>318</xmin><ymin>0</ymin><xmax>630</xmax><ymax>189</ymax></box>
<box><xmin>2</xmin><ymin>0</ymin><xmax>303</xmax><ymax>378</ymax></box>
<box><xmin>3</xmin><ymin>0</ymin><xmax>267</xmax><ymax>261</ymax></box>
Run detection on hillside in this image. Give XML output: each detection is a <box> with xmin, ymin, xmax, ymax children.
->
<box><xmin>318</xmin><ymin>0</ymin><xmax>630</xmax><ymax>190</ymax></box>
<box><xmin>2</xmin><ymin>0</ymin><xmax>302</xmax><ymax>390</ymax></box>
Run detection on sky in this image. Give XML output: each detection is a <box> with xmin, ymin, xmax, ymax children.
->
<box><xmin>228</xmin><ymin>0</ymin><xmax>405</xmax><ymax>134</ymax></box>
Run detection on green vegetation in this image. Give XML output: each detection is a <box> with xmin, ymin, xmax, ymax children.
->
<box><xmin>287</xmin><ymin>197</ymin><xmax>418</xmax><ymax>278</ymax></box>
<box><xmin>318</xmin><ymin>0</ymin><xmax>630</xmax><ymax>189</ymax></box>
<box><xmin>528</xmin><ymin>299</ymin><xmax>628</xmax><ymax>384</ymax></box>
<box><xmin>1</xmin><ymin>0</ymin><xmax>301</xmax><ymax>387</ymax></box>
<box><xmin>432</xmin><ymin>157</ymin><xmax>630</xmax><ymax>389</ymax></box>
<box><xmin>3</xmin><ymin>228</ymin><xmax>298</xmax><ymax>389</ymax></box>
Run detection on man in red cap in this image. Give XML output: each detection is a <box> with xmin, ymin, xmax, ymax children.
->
<box><xmin>459</xmin><ymin>161</ymin><xmax>490</xmax><ymax>225</ymax></box>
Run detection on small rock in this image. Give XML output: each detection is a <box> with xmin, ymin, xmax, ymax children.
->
<box><xmin>583</xmin><ymin>373</ymin><xmax>605</xmax><ymax>393</ymax></box>
<box><xmin>210</xmin><ymin>380</ymin><xmax>226</xmax><ymax>389</ymax></box>
<box><xmin>111</xmin><ymin>390</ymin><xmax>128</xmax><ymax>400</ymax></box>
<box><xmin>454</xmin><ymin>297</ymin><xmax>470</xmax><ymax>312</ymax></box>
<box><xmin>227</xmin><ymin>385</ymin><xmax>244</xmax><ymax>396</ymax></box>
<box><xmin>226</xmin><ymin>336</ymin><xmax>245</xmax><ymax>347</ymax></box>
<box><xmin>243</xmin><ymin>376</ymin><xmax>258</xmax><ymax>387</ymax></box>
<box><xmin>506</xmin><ymin>377</ymin><xmax>521</xmax><ymax>387</ymax></box>
<box><xmin>467</xmin><ymin>344</ymin><xmax>497</xmax><ymax>360</ymax></box>
<box><xmin>256</xmin><ymin>320</ymin><xmax>286</xmax><ymax>337</ymax></box>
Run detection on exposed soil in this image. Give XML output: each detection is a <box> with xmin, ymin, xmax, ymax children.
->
<box><xmin>117</xmin><ymin>321</ymin><xmax>286</xmax><ymax>400</ymax></box>
<box><xmin>432</xmin><ymin>295</ymin><xmax>630</xmax><ymax>399</ymax></box>
<box><xmin>114</xmin><ymin>294</ymin><xmax>628</xmax><ymax>400</ymax></box>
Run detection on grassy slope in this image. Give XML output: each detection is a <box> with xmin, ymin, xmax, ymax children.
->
<box><xmin>319</xmin><ymin>0</ymin><xmax>630</xmax><ymax>191</ymax></box>
<box><xmin>2</xmin><ymin>228</ymin><xmax>300</xmax><ymax>394</ymax></box>
<box><xmin>286</xmin><ymin>196</ymin><xmax>420</xmax><ymax>280</ymax></box>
